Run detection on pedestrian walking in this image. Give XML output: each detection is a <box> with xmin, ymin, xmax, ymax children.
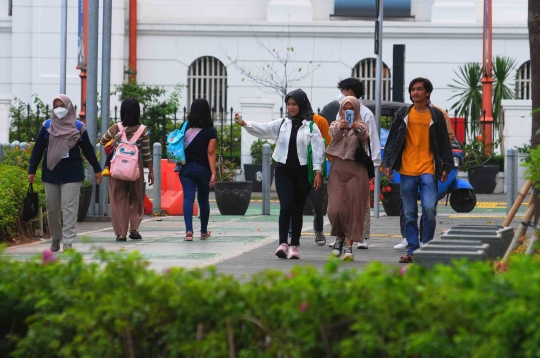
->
<box><xmin>100</xmin><ymin>98</ymin><xmax>154</xmax><ymax>241</ymax></box>
<box><xmin>234</xmin><ymin>89</ymin><xmax>325</xmax><ymax>259</ymax></box>
<box><xmin>384</xmin><ymin>78</ymin><xmax>453</xmax><ymax>263</ymax></box>
<box><xmin>178</xmin><ymin>98</ymin><xmax>217</xmax><ymax>241</ymax></box>
<box><xmin>323</xmin><ymin>78</ymin><xmax>380</xmax><ymax>250</ymax></box>
<box><xmin>325</xmin><ymin>96</ymin><xmax>370</xmax><ymax>261</ymax></box>
<box><xmin>28</xmin><ymin>94</ymin><xmax>102</xmax><ymax>252</ymax></box>
<box><xmin>394</xmin><ymin>100</ymin><xmax>455</xmax><ymax>250</ymax></box>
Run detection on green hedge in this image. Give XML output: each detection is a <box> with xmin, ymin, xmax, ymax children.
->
<box><xmin>1</xmin><ymin>250</ymin><xmax>540</xmax><ymax>357</ymax></box>
<box><xmin>0</xmin><ymin>155</ymin><xmax>46</xmax><ymax>243</ymax></box>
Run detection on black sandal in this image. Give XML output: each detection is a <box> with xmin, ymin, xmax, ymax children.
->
<box><xmin>399</xmin><ymin>254</ymin><xmax>413</xmax><ymax>263</ymax></box>
<box><xmin>116</xmin><ymin>235</ymin><xmax>127</xmax><ymax>242</ymax></box>
<box><xmin>129</xmin><ymin>231</ymin><xmax>143</xmax><ymax>240</ymax></box>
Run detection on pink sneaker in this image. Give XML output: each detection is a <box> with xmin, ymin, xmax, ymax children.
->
<box><xmin>275</xmin><ymin>243</ymin><xmax>289</xmax><ymax>259</ymax></box>
<box><xmin>287</xmin><ymin>245</ymin><xmax>300</xmax><ymax>259</ymax></box>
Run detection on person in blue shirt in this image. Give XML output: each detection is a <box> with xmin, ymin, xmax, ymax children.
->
<box><xmin>28</xmin><ymin>94</ymin><xmax>102</xmax><ymax>252</ymax></box>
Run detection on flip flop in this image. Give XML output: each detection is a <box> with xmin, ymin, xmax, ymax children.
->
<box><xmin>184</xmin><ymin>232</ymin><xmax>194</xmax><ymax>241</ymax></box>
<box><xmin>200</xmin><ymin>231</ymin><xmax>212</xmax><ymax>240</ymax></box>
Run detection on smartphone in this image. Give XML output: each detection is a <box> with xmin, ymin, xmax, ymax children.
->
<box><xmin>345</xmin><ymin>110</ymin><xmax>354</xmax><ymax>126</ymax></box>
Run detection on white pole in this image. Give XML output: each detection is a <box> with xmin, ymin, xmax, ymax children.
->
<box><xmin>60</xmin><ymin>0</ymin><xmax>68</xmax><ymax>94</ymax></box>
<box><xmin>374</xmin><ymin>0</ymin><xmax>384</xmax><ymax>218</ymax></box>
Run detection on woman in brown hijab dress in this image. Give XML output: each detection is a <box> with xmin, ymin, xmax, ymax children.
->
<box><xmin>325</xmin><ymin>96</ymin><xmax>370</xmax><ymax>261</ymax></box>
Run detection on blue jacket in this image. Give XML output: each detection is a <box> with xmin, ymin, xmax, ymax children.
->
<box><xmin>28</xmin><ymin>124</ymin><xmax>102</xmax><ymax>184</ymax></box>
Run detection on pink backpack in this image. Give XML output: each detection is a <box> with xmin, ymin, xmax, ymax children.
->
<box><xmin>110</xmin><ymin>123</ymin><xmax>147</xmax><ymax>181</ymax></box>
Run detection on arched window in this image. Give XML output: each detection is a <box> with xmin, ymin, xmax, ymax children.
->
<box><xmin>515</xmin><ymin>61</ymin><xmax>531</xmax><ymax>100</ymax></box>
<box><xmin>352</xmin><ymin>58</ymin><xmax>392</xmax><ymax>101</ymax></box>
<box><xmin>187</xmin><ymin>56</ymin><xmax>227</xmax><ymax>114</ymax></box>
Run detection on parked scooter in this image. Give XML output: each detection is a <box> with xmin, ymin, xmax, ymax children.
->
<box><xmin>380</xmin><ymin>128</ymin><xmax>477</xmax><ymax>213</ymax></box>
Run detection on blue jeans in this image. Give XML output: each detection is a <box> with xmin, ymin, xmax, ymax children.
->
<box><xmin>179</xmin><ymin>162</ymin><xmax>211</xmax><ymax>234</ymax></box>
<box><xmin>400</xmin><ymin>174</ymin><xmax>438</xmax><ymax>255</ymax></box>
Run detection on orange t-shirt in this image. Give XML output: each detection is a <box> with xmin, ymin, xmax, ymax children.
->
<box><xmin>312</xmin><ymin>114</ymin><xmax>332</xmax><ymax>162</ymax></box>
<box><xmin>399</xmin><ymin>107</ymin><xmax>434</xmax><ymax>176</ymax></box>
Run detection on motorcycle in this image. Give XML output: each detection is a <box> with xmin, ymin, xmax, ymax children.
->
<box><xmin>380</xmin><ymin>128</ymin><xmax>477</xmax><ymax>213</ymax></box>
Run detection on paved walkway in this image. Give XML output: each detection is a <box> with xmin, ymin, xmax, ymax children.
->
<box><xmin>3</xmin><ymin>193</ymin><xmax>527</xmax><ymax>280</ymax></box>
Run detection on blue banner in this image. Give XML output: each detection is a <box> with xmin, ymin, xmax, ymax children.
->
<box><xmin>334</xmin><ymin>0</ymin><xmax>411</xmax><ymax>18</ymax></box>
<box><xmin>77</xmin><ymin>0</ymin><xmax>85</xmax><ymax>68</ymax></box>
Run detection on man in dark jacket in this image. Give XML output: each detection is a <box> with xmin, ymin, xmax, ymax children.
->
<box><xmin>383</xmin><ymin>77</ymin><xmax>453</xmax><ymax>263</ymax></box>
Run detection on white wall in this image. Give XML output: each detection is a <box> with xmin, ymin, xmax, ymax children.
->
<box><xmin>0</xmin><ymin>0</ymin><xmax>530</xmax><ymax>127</ymax></box>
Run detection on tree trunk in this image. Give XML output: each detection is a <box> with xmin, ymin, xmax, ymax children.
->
<box><xmin>529</xmin><ymin>0</ymin><xmax>540</xmax><ymax>224</ymax></box>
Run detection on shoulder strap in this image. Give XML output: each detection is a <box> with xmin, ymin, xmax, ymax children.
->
<box><xmin>117</xmin><ymin>123</ymin><xmax>128</xmax><ymax>142</ymax></box>
<box><xmin>180</xmin><ymin>121</ymin><xmax>189</xmax><ymax>133</ymax></box>
<box><xmin>277</xmin><ymin>118</ymin><xmax>286</xmax><ymax>139</ymax></box>
<box><xmin>309</xmin><ymin>120</ymin><xmax>314</xmax><ymax>133</ymax></box>
<box><xmin>44</xmin><ymin>119</ymin><xmax>51</xmax><ymax>130</ymax></box>
<box><xmin>128</xmin><ymin>124</ymin><xmax>146</xmax><ymax>143</ymax></box>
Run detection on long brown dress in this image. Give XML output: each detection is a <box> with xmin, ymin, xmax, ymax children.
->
<box><xmin>327</xmin><ymin>156</ymin><xmax>369</xmax><ymax>242</ymax></box>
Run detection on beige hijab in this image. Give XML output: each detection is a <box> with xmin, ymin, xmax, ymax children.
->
<box><xmin>338</xmin><ymin>96</ymin><xmax>362</xmax><ymax>123</ymax></box>
<box><xmin>46</xmin><ymin>94</ymin><xmax>86</xmax><ymax>170</ymax></box>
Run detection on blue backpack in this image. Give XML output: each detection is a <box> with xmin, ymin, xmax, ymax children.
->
<box><xmin>43</xmin><ymin>119</ymin><xmax>84</xmax><ymax>141</ymax></box>
<box><xmin>166</xmin><ymin>121</ymin><xmax>189</xmax><ymax>164</ymax></box>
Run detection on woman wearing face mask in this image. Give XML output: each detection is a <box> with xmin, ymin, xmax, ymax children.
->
<box><xmin>325</xmin><ymin>96</ymin><xmax>370</xmax><ymax>261</ymax></box>
<box><xmin>28</xmin><ymin>94</ymin><xmax>102</xmax><ymax>252</ymax></box>
<box><xmin>234</xmin><ymin>89</ymin><xmax>325</xmax><ymax>259</ymax></box>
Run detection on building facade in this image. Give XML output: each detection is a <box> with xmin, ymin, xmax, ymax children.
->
<box><xmin>0</xmin><ymin>0</ymin><xmax>531</xmax><ymax>145</ymax></box>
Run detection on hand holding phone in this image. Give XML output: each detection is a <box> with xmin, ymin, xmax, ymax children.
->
<box><xmin>345</xmin><ymin>110</ymin><xmax>354</xmax><ymax>127</ymax></box>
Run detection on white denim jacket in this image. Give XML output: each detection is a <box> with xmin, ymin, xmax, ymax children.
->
<box><xmin>243</xmin><ymin>117</ymin><xmax>325</xmax><ymax>171</ymax></box>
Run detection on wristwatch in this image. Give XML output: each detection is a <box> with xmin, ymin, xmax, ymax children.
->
<box><xmin>315</xmin><ymin>170</ymin><xmax>322</xmax><ymax>174</ymax></box>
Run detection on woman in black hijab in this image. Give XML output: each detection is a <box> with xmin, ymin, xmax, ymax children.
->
<box><xmin>234</xmin><ymin>89</ymin><xmax>325</xmax><ymax>259</ymax></box>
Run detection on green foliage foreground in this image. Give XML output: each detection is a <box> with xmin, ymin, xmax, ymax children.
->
<box><xmin>1</xmin><ymin>250</ymin><xmax>540</xmax><ymax>358</ymax></box>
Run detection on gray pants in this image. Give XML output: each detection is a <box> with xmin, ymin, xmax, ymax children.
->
<box><xmin>44</xmin><ymin>182</ymin><xmax>82</xmax><ymax>245</ymax></box>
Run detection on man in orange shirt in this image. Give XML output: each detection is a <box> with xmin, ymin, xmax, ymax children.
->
<box><xmin>383</xmin><ymin>78</ymin><xmax>453</xmax><ymax>263</ymax></box>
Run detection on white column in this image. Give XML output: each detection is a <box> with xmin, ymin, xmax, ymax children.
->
<box><xmin>11</xmin><ymin>0</ymin><xmax>33</xmax><ymax>101</ymax></box>
<box><xmin>267</xmin><ymin>0</ymin><xmax>313</xmax><ymax>22</ymax></box>
<box><xmin>239</xmin><ymin>97</ymin><xmax>275</xmax><ymax>170</ymax></box>
<box><xmin>0</xmin><ymin>94</ymin><xmax>13</xmax><ymax>143</ymax></box>
<box><xmin>502</xmin><ymin>99</ymin><xmax>532</xmax><ymax>194</ymax></box>
<box><xmin>431</xmin><ymin>0</ymin><xmax>476</xmax><ymax>23</ymax></box>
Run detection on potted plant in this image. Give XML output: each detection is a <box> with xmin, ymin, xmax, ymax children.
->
<box><xmin>77</xmin><ymin>179</ymin><xmax>93</xmax><ymax>222</ymax></box>
<box><xmin>214</xmin><ymin>157</ymin><xmax>253</xmax><ymax>215</ymax></box>
<box><xmin>370</xmin><ymin>169</ymin><xmax>400</xmax><ymax>216</ymax></box>
<box><xmin>244</xmin><ymin>139</ymin><xmax>276</xmax><ymax>192</ymax></box>
<box><xmin>463</xmin><ymin>134</ymin><xmax>501</xmax><ymax>194</ymax></box>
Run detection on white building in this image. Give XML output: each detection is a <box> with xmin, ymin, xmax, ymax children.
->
<box><xmin>0</xmin><ymin>0</ymin><xmax>532</xmax><ymax>150</ymax></box>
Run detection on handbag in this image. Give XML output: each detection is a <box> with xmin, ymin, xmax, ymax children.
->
<box><xmin>21</xmin><ymin>183</ymin><xmax>39</xmax><ymax>221</ymax></box>
<box><xmin>354</xmin><ymin>137</ymin><xmax>375</xmax><ymax>179</ymax></box>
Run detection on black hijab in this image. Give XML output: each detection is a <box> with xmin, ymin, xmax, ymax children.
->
<box><xmin>284</xmin><ymin>89</ymin><xmax>314</xmax><ymax>124</ymax></box>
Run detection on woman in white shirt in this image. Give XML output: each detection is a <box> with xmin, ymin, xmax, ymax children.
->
<box><xmin>234</xmin><ymin>89</ymin><xmax>325</xmax><ymax>259</ymax></box>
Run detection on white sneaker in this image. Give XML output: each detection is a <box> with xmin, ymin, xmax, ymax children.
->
<box><xmin>328</xmin><ymin>241</ymin><xmax>335</xmax><ymax>248</ymax></box>
<box><xmin>357</xmin><ymin>238</ymin><xmax>369</xmax><ymax>249</ymax></box>
<box><xmin>393</xmin><ymin>238</ymin><xmax>408</xmax><ymax>250</ymax></box>
<box><xmin>342</xmin><ymin>246</ymin><xmax>354</xmax><ymax>261</ymax></box>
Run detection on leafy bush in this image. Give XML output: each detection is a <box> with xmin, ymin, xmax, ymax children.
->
<box><xmin>0</xmin><ymin>164</ymin><xmax>46</xmax><ymax>243</ymax></box>
<box><xmin>250</xmin><ymin>139</ymin><xmax>276</xmax><ymax>165</ymax></box>
<box><xmin>2</xmin><ymin>250</ymin><xmax>540</xmax><ymax>357</ymax></box>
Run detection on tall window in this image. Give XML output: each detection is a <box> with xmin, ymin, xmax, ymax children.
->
<box><xmin>187</xmin><ymin>56</ymin><xmax>227</xmax><ymax>114</ymax></box>
<box><xmin>352</xmin><ymin>58</ymin><xmax>392</xmax><ymax>101</ymax></box>
<box><xmin>8</xmin><ymin>0</ymin><xmax>12</xmax><ymax>16</ymax></box>
<box><xmin>515</xmin><ymin>61</ymin><xmax>531</xmax><ymax>100</ymax></box>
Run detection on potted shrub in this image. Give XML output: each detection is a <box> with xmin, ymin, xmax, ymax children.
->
<box><xmin>463</xmin><ymin>134</ymin><xmax>501</xmax><ymax>194</ymax></box>
<box><xmin>370</xmin><ymin>169</ymin><xmax>400</xmax><ymax>216</ymax></box>
<box><xmin>244</xmin><ymin>139</ymin><xmax>275</xmax><ymax>192</ymax></box>
<box><xmin>77</xmin><ymin>180</ymin><xmax>93</xmax><ymax>222</ymax></box>
<box><xmin>214</xmin><ymin>157</ymin><xmax>252</xmax><ymax>215</ymax></box>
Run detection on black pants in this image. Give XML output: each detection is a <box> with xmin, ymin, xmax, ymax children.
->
<box><xmin>275</xmin><ymin>164</ymin><xmax>311</xmax><ymax>246</ymax></box>
<box><xmin>288</xmin><ymin>185</ymin><xmax>324</xmax><ymax>240</ymax></box>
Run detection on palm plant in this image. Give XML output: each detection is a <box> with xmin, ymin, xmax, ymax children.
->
<box><xmin>448</xmin><ymin>62</ymin><xmax>483</xmax><ymax>140</ymax></box>
<box><xmin>449</xmin><ymin>57</ymin><xmax>517</xmax><ymax>142</ymax></box>
<box><xmin>492</xmin><ymin>55</ymin><xmax>517</xmax><ymax>128</ymax></box>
